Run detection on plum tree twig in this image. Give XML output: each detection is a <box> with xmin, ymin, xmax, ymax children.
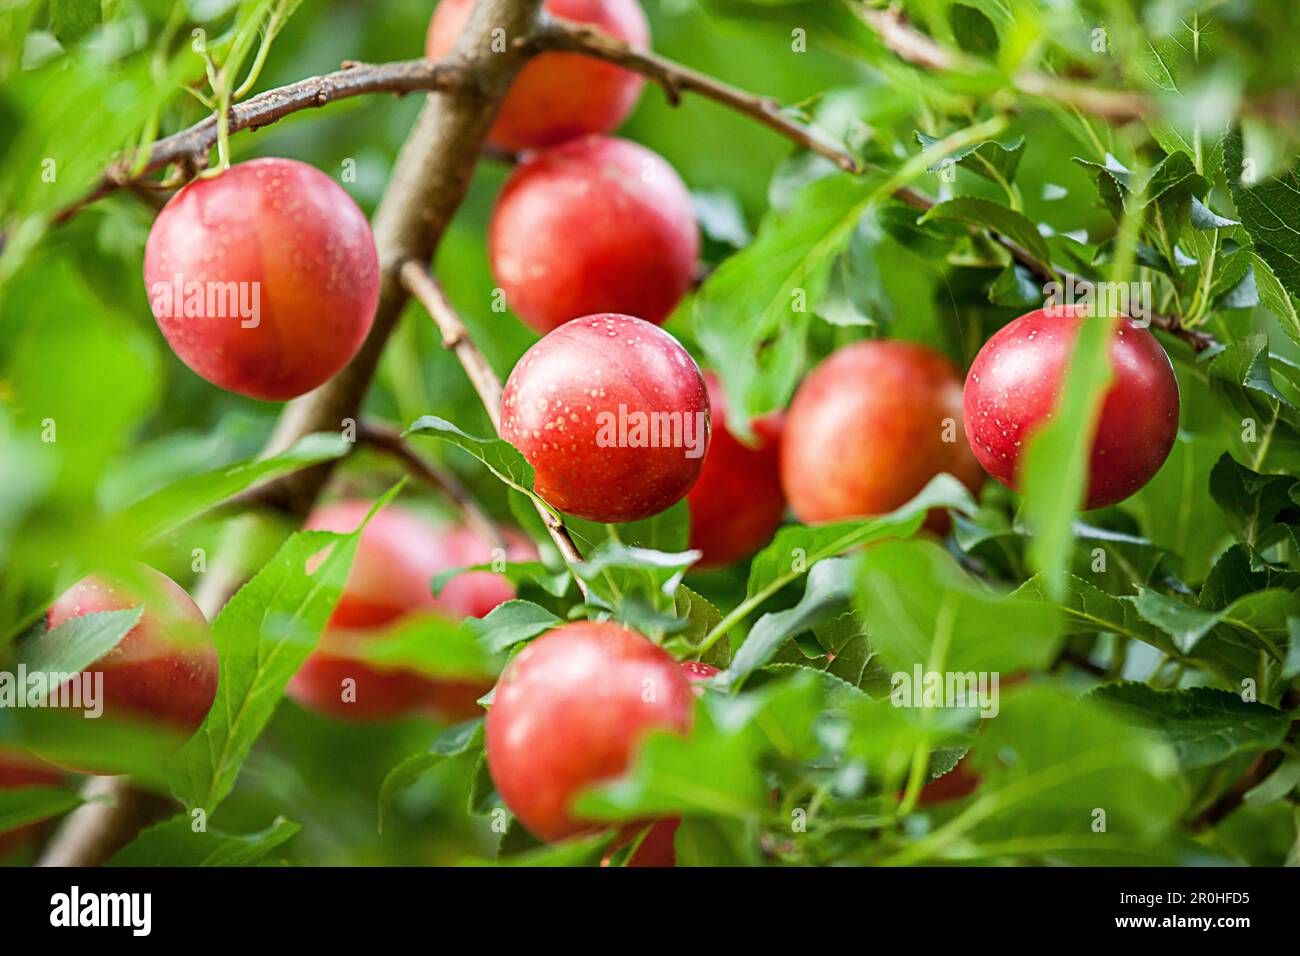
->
<box><xmin>53</xmin><ymin>57</ymin><xmax>473</xmax><ymax>226</ymax></box>
<box><xmin>39</xmin><ymin>0</ymin><xmax>550</xmax><ymax>868</ymax></box>
<box><xmin>398</xmin><ymin>260</ymin><xmax>591</xmax><ymax>596</ymax></box>
<box><xmin>852</xmin><ymin>4</ymin><xmax>1300</xmax><ymax>124</ymax></box>
<box><xmin>532</xmin><ymin>18</ymin><xmax>861</xmax><ymax>174</ymax></box>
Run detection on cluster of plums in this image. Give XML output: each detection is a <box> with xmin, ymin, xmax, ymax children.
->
<box><xmin>6</xmin><ymin>0</ymin><xmax>1182</xmax><ymax>861</ymax></box>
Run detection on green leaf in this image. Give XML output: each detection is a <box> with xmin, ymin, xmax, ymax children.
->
<box><xmin>746</xmin><ymin>474</ymin><xmax>975</xmax><ymax>602</ymax></box>
<box><xmin>105</xmin><ymin>815</ymin><xmax>300</xmax><ymax>867</ymax></box>
<box><xmin>407</xmin><ymin>416</ymin><xmax>541</xmax><ymax>502</ymax></box>
<box><xmin>0</xmin><ymin>785</ymin><xmax>80</xmax><ymax>832</ymax></box>
<box><xmin>1249</xmin><ymin>253</ymin><xmax>1300</xmax><ymax>350</ymax></box>
<box><xmin>728</xmin><ymin>556</ymin><xmax>857</xmax><ymax>684</ymax></box>
<box><xmin>695</xmin><ymin>173</ymin><xmax>882</xmax><ymax>435</ymax></box>
<box><xmin>432</xmin><ymin>560</ymin><xmax>570</xmax><ymax>600</ymax></box>
<box><xmin>928</xmin><ymin>686</ymin><xmax>1185</xmax><ymax>865</ymax></box>
<box><xmin>170</xmin><ymin>489</ymin><xmax>388</xmax><ymax>811</ymax></box>
<box><xmin>663</xmin><ymin>585</ymin><xmax>729</xmax><ymax>667</ymax></box>
<box><xmin>571</xmin><ymin>541</ymin><xmax>699</xmax><ymax>613</ymax></box>
<box><xmin>1208</xmin><ymin>453</ymin><xmax>1298</xmax><ymax>548</ymax></box>
<box><xmin>914</xmin><ymin>131</ymin><xmax>1024</xmax><ymax>184</ymax></box>
<box><xmin>378</xmin><ymin>720</ymin><xmax>484</xmax><ymax>831</ymax></box>
<box><xmin>1091</xmin><ymin>684</ymin><xmax>1290</xmax><ymax>769</ymax></box>
<box><xmin>463</xmin><ymin>600</ymin><xmax>561</xmax><ymax>655</ymax></box>
<box><xmin>15</xmin><ymin>607</ymin><xmax>142</xmax><ymax>678</ymax></box>
<box><xmin>1206</xmin><ymin>333</ymin><xmax>1300</xmax><ymax>470</ymax></box>
<box><xmin>1225</xmin><ymin>129</ymin><xmax>1300</xmax><ymax>300</ymax></box>
<box><xmin>107</xmin><ymin>432</ymin><xmax>349</xmax><ymax>544</ymax></box>
<box><xmin>857</xmin><ymin>539</ymin><xmax>1061</xmax><ymax>675</ymax></box>
<box><xmin>362</xmin><ymin>614</ymin><xmax>499</xmax><ymax>680</ymax></box>
<box><xmin>920</xmin><ymin>196</ymin><xmax>1052</xmax><ymax>274</ymax></box>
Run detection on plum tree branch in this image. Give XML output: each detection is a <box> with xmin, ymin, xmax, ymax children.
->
<box><xmin>891</xmin><ymin>173</ymin><xmax>1217</xmax><ymax>353</ymax></box>
<box><xmin>854</xmin><ymin>5</ymin><xmax>1299</xmax><ymax>125</ymax></box>
<box><xmin>39</xmin><ymin>0</ymin><xmax>549</xmax><ymax>868</ymax></box>
<box><xmin>54</xmin><ymin>57</ymin><xmax>473</xmax><ymax>226</ymax></box>
<box><xmin>534</xmin><ymin>18</ymin><xmax>861</xmax><ymax>174</ymax></box>
<box><xmin>398</xmin><ymin>260</ymin><xmax>590</xmax><ymax>592</ymax></box>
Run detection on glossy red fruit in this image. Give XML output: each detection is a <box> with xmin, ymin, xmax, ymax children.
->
<box><xmin>501</xmin><ymin>313</ymin><xmax>710</xmax><ymax>522</ymax></box>
<box><xmin>781</xmin><ymin>340</ymin><xmax>984</xmax><ymax>524</ymax></box>
<box><xmin>45</xmin><ymin>567</ymin><xmax>217</xmax><ymax>734</ymax></box>
<box><xmin>688</xmin><ymin>374</ymin><xmax>785</xmax><ymax>567</ymax></box>
<box><xmin>489</xmin><ymin>136</ymin><xmax>699</xmax><ymax>334</ymax></box>
<box><xmin>485</xmin><ymin>621</ymin><xmax>692</xmax><ymax>842</ymax></box>
<box><xmin>143</xmin><ymin>157</ymin><xmax>379</xmax><ymax>401</ymax></box>
<box><xmin>426</xmin><ymin>0</ymin><xmax>649</xmax><ymax>151</ymax></box>
<box><xmin>963</xmin><ymin>306</ymin><xmax>1179</xmax><ymax>509</ymax></box>
<box><xmin>0</xmin><ymin>752</ymin><xmax>63</xmax><ymax>857</ymax></box>
<box><xmin>288</xmin><ymin>501</ymin><xmax>533</xmax><ymax>722</ymax></box>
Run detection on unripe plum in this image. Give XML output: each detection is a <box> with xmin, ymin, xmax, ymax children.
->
<box><xmin>489</xmin><ymin>136</ymin><xmax>699</xmax><ymax>334</ymax></box>
<box><xmin>485</xmin><ymin>621</ymin><xmax>692</xmax><ymax>842</ymax></box>
<box><xmin>426</xmin><ymin>0</ymin><xmax>649</xmax><ymax>151</ymax></box>
<box><xmin>501</xmin><ymin>313</ymin><xmax>710</xmax><ymax>522</ymax></box>
<box><xmin>287</xmin><ymin>501</ymin><xmax>533</xmax><ymax>722</ymax></box>
<box><xmin>963</xmin><ymin>306</ymin><xmax>1179</xmax><ymax>509</ymax></box>
<box><xmin>143</xmin><ymin>157</ymin><xmax>379</xmax><ymax>401</ymax></box>
<box><xmin>781</xmin><ymin>340</ymin><xmax>984</xmax><ymax>525</ymax></box>
<box><xmin>687</xmin><ymin>374</ymin><xmax>785</xmax><ymax>567</ymax></box>
<box><xmin>44</xmin><ymin>566</ymin><xmax>218</xmax><ymax>736</ymax></box>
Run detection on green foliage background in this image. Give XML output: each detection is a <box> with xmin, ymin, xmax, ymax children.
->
<box><xmin>0</xmin><ymin>0</ymin><xmax>1298</xmax><ymax>866</ymax></box>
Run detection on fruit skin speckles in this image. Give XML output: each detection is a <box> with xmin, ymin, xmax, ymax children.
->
<box><xmin>143</xmin><ymin>157</ymin><xmax>378</xmax><ymax>401</ymax></box>
<box><xmin>501</xmin><ymin>313</ymin><xmax>710</xmax><ymax>523</ymax></box>
<box><xmin>484</xmin><ymin>620</ymin><xmax>693</xmax><ymax>842</ymax></box>
<box><xmin>781</xmin><ymin>340</ymin><xmax>984</xmax><ymax>528</ymax></box>
<box><xmin>489</xmin><ymin>136</ymin><xmax>699</xmax><ymax>334</ymax></box>
<box><xmin>962</xmin><ymin>306</ymin><xmax>1179</xmax><ymax>509</ymax></box>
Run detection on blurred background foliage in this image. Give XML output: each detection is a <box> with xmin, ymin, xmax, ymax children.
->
<box><xmin>1</xmin><ymin>0</ymin><xmax>1299</xmax><ymax>865</ymax></box>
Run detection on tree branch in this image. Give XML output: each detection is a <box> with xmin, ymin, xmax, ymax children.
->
<box><xmin>892</xmin><ymin>183</ymin><xmax>1216</xmax><ymax>352</ymax></box>
<box><xmin>54</xmin><ymin>58</ymin><xmax>472</xmax><ymax>226</ymax></box>
<box><xmin>398</xmin><ymin>260</ymin><xmax>590</xmax><ymax>591</ymax></box>
<box><xmin>855</xmin><ymin>5</ymin><xmax>1297</xmax><ymax>125</ymax></box>
<box><xmin>39</xmin><ymin>0</ymin><xmax>549</xmax><ymax>868</ymax></box>
<box><xmin>534</xmin><ymin>18</ymin><xmax>861</xmax><ymax>174</ymax></box>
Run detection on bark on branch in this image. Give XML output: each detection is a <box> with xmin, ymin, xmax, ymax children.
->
<box><xmin>39</xmin><ymin>0</ymin><xmax>548</xmax><ymax>868</ymax></box>
<box><xmin>398</xmin><ymin>261</ymin><xmax>590</xmax><ymax>592</ymax></box>
<box><xmin>534</xmin><ymin>17</ymin><xmax>861</xmax><ymax>173</ymax></box>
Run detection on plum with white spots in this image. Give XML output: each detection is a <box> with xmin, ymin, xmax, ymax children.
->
<box><xmin>962</xmin><ymin>306</ymin><xmax>1179</xmax><ymax>509</ymax></box>
<box><xmin>501</xmin><ymin>313</ymin><xmax>710</xmax><ymax>522</ymax></box>
<box><xmin>143</xmin><ymin>157</ymin><xmax>378</xmax><ymax>401</ymax></box>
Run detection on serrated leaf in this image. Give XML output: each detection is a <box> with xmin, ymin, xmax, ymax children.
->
<box><xmin>15</xmin><ymin>607</ymin><xmax>141</xmax><ymax>677</ymax></box>
<box><xmin>920</xmin><ymin>196</ymin><xmax>1052</xmax><ymax>274</ymax></box>
<box><xmin>378</xmin><ymin>720</ymin><xmax>484</xmax><ymax>831</ymax></box>
<box><xmin>1091</xmin><ymin>684</ymin><xmax>1290</xmax><ymax>769</ymax></box>
<box><xmin>857</xmin><ymin>539</ymin><xmax>1061</xmax><ymax>675</ymax></box>
<box><xmin>105</xmin><ymin>814</ymin><xmax>300</xmax><ymax>867</ymax></box>
<box><xmin>463</xmin><ymin>600</ymin><xmax>560</xmax><ymax>655</ymax></box>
